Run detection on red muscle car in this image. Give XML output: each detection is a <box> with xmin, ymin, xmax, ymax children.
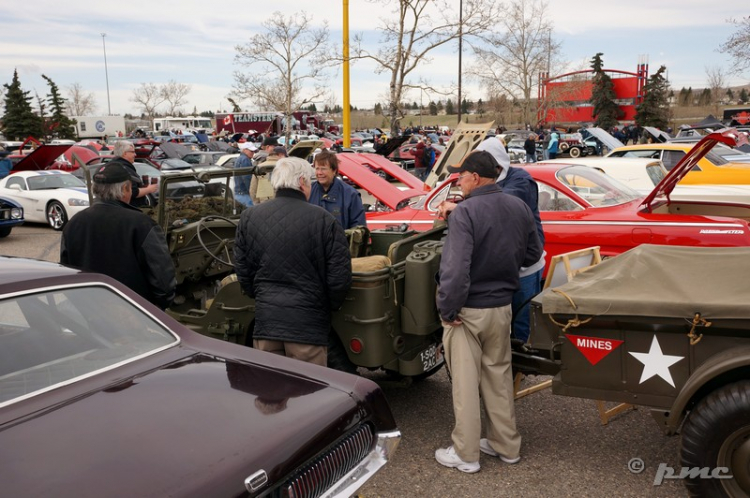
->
<box><xmin>337</xmin><ymin>129</ymin><xmax>750</xmax><ymax>269</ymax></box>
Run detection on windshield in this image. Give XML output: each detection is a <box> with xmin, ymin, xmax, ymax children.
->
<box><xmin>555</xmin><ymin>166</ymin><xmax>642</xmax><ymax>207</ymax></box>
<box><xmin>27</xmin><ymin>174</ymin><xmax>85</xmax><ymax>190</ymax></box>
<box><xmin>0</xmin><ymin>285</ymin><xmax>177</xmax><ymax>406</ymax></box>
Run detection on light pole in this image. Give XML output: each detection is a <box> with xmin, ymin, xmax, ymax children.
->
<box><xmin>101</xmin><ymin>33</ymin><xmax>111</xmax><ymax>115</ymax></box>
<box><xmin>457</xmin><ymin>0</ymin><xmax>463</xmax><ymax>125</ymax></box>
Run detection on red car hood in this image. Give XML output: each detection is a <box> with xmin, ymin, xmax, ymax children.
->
<box><xmin>338</xmin><ymin>154</ymin><xmax>425</xmax><ymax>210</ymax></box>
<box><xmin>341</xmin><ymin>152</ymin><xmax>425</xmax><ymax>190</ymax></box>
<box><xmin>11</xmin><ymin>144</ymin><xmax>72</xmax><ymax>172</ymax></box>
<box><xmin>641</xmin><ymin>129</ymin><xmax>741</xmax><ymax>211</ymax></box>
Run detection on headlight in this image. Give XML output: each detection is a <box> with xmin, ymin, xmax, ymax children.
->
<box><xmin>68</xmin><ymin>199</ymin><xmax>90</xmax><ymax>207</ymax></box>
<box><xmin>11</xmin><ymin>207</ymin><xmax>23</xmax><ymax>219</ymax></box>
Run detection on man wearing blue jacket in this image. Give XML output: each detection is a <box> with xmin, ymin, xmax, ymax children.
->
<box><xmin>309</xmin><ymin>149</ymin><xmax>366</xmax><ymax>229</ymax></box>
<box><xmin>434</xmin><ymin>151</ymin><xmax>542</xmax><ymax>474</ymax></box>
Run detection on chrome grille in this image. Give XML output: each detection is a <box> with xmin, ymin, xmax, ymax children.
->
<box><xmin>282</xmin><ymin>424</ymin><xmax>374</xmax><ymax>498</ymax></box>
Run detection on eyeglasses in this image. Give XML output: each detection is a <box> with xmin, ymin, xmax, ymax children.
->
<box><xmin>457</xmin><ymin>172</ymin><xmax>476</xmax><ymax>182</ymax></box>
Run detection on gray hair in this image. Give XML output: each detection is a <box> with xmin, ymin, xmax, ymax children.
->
<box><xmin>93</xmin><ymin>180</ymin><xmax>130</xmax><ymax>201</ymax></box>
<box><xmin>271</xmin><ymin>157</ymin><xmax>313</xmax><ymax>192</ymax></box>
<box><xmin>113</xmin><ymin>140</ymin><xmax>135</xmax><ymax>158</ymax></box>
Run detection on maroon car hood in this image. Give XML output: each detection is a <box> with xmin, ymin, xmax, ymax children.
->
<box><xmin>641</xmin><ymin>129</ymin><xmax>740</xmax><ymax>210</ymax></box>
<box><xmin>338</xmin><ymin>154</ymin><xmax>425</xmax><ymax>210</ymax></box>
<box><xmin>11</xmin><ymin>144</ymin><xmax>72</xmax><ymax>171</ymax></box>
<box><xmin>0</xmin><ymin>353</ymin><xmax>363</xmax><ymax>497</ymax></box>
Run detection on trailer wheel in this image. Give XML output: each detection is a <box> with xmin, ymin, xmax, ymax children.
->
<box><xmin>680</xmin><ymin>380</ymin><xmax>750</xmax><ymax>497</ymax></box>
<box><xmin>568</xmin><ymin>146</ymin><xmax>581</xmax><ymax>158</ymax></box>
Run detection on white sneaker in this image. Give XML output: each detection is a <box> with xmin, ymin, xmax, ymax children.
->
<box><xmin>435</xmin><ymin>446</ymin><xmax>480</xmax><ymax>473</ymax></box>
<box><xmin>479</xmin><ymin>438</ymin><xmax>521</xmax><ymax>464</ymax></box>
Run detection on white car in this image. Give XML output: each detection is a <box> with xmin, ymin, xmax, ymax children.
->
<box><xmin>541</xmin><ymin>157</ymin><xmax>750</xmax><ymax>204</ymax></box>
<box><xmin>0</xmin><ymin>170</ymin><xmax>90</xmax><ymax>230</ymax></box>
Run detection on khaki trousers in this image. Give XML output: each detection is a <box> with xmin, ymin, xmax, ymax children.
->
<box><xmin>253</xmin><ymin>339</ymin><xmax>328</xmax><ymax>367</ymax></box>
<box><xmin>443</xmin><ymin>305</ymin><xmax>521</xmax><ymax>462</ymax></box>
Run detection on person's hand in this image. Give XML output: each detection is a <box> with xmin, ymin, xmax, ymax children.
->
<box><xmin>144</xmin><ymin>183</ymin><xmax>159</xmax><ymax>194</ymax></box>
<box><xmin>442</xmin><ymin>318</ymin><xmax>462</xmax><ymax>327</ymax></box>
<box><xmin>437</xmin><ymin>201</ymin><xmax>457</xmax><ymax>220</ymax></box>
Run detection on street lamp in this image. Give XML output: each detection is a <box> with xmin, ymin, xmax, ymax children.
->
<box><xmin>101</xmin><ymin>33</ymin><xmax>111</xmax><ymax>115</ymax></box>
<box><xmin>457</xmin><ymin>0</ymin><xmax>463</xmax><ymax>124</ymax></box>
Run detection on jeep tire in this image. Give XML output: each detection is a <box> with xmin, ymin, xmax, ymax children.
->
<box><xmin>680</xmin><ymin>380</ymin><xmax>750</xmax><ymax>497</ymax></box>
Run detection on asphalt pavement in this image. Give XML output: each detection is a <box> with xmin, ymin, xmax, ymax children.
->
<box><xmin>2</xmin><ymin>225</ymin><xmax>687</xmax><ymax>497</ymax></box>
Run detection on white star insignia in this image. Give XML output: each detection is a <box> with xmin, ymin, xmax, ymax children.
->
<box><xmin>629</xmin><ymin>336</ymin><xmax>684</xmax><ymax>388</ymax></box>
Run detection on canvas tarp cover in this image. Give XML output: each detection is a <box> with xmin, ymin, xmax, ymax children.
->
<box><xmin>540</xmin><ymin>244</ymin><xmax>750</xmax><ymax>320</ymax></box>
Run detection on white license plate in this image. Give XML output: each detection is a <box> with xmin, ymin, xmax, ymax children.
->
<box><xmin>419</xmin><ymin>342</ymin><xmax>444</xmax><ymax>372</ymax></box>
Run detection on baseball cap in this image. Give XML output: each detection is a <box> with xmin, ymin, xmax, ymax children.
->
<box><xmin>93</xmin><ymin>163</ymin><xmax>131</xmax><ymax>184</ymax></box>
<box><xmin>446</xmin><ymin>151</ymin><xmax>499</xmax><ymax>179</ymax></box>
<box><xmin>262</xmin><ymin>136</ymin><xmax>279</xmax><ymax>147</ymax></box>
<box><xmin>239</xmin><ymin>143</ymin><xmax>258</xmax><ymax>152</ymax></box>
<box><xmin>273</xmin><ymin>146</ymin><xmax>288</xmax><ymax>156</ymax></box>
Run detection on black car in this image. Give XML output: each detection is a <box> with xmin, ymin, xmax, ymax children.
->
<box><xmin>0</xmin><ymin>196</ymin><xmax>24</xmax><ymax>237</ymax></box>
<box><xmin>0</xmin><ymin>257</ymin><xmax>400</xmax><ymax>497</ymax></box>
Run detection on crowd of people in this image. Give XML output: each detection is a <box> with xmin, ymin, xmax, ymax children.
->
<box><xmin>56</xmin><ymin>124</ymin><xmax>552</xmax><ymax>475</ymax></box>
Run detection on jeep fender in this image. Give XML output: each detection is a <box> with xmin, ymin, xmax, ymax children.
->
<box><xmin>664</xmin><ymin>345</ymin><xmax>750</xmax><ymax>434</ymax></box>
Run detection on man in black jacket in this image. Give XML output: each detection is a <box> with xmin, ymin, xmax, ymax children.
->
<box><xmin>110</xmin><ymin>140</ymin><xmax>158</xmax><ymax>207</ymax></box>
<box><xmin>234</xmin><ymin>157</ymin><xmax>352</xmax><ymax>367</ymax></box>
<box><xmin>60</xmin><ymin>163</ymin><xmax>176</xmax><ymax>309</ymax></box>
<box><xmin>434</xmin><ymin>151</ymin><xmax>542</xmax><ymax>474</ymax></box>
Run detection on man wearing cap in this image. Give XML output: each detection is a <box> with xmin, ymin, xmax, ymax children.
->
<box><xmin>108</xmin><ymin>140</ymin><xmax>158</xmax><ymax>207</ymax></box>
<box><xmin>250</xmin><ymin>136</ymin><xmax>280</xmax><ymax>204</ymax></box>
<box><xmin>234</xmin><ymin>142</ymin><xmax>257</xmax><ymax>207</ymax></box>
<box><xmin>434</xmin><ymin>150</ymin><xmax>542</xmax><ymax>474</ymax></box>
<box><xmin>60</xmin><ymin>163</ymin><xmax>176</xmax><ymax>309</ymax></box>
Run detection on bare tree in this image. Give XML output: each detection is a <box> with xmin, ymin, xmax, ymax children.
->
<box><xmin>719</xmin><ymin>16</ymin><xmax>750</xmax><ymax>75</ymax></box>
<box><xmin>469</xmin><ymin>0</ymin><xmax>562</xmax><ymax>126</ymax></box>
<box><xmin>160</xmin><ymin>80</ymin><xmax>191</xmax><ymax>116</ymax></box>
<box><xmin>130</xmin><ymin>83</ymin><xmax>166</xmax><ymax>120</ymax></box>
<box><xmin>232</xmin><ymin>12</ymin><xmax>333</xmax><ymax>138</ymax></box>
<box><xmin>705</xmin><ymin>65</ymin><xmax>727</xmax><ymax>115</ymax></box>
<box><xmin>66</xmin><ymin>82</ymin><xmax>97</xmax><ymax>116</ymax></box>
<box><xmin>353</xmin><ymin>0</ymin><xmax>501</xmax><ymax>133</ymax></box>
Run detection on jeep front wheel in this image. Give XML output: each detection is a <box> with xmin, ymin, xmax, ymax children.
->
<box><xmin>680</xmin><ymin>380</ymin><xmax>750</xmax><ymax>497</ymax></box>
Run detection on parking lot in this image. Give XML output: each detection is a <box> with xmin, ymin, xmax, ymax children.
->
<box><xmin>3</xmin><ymin>223</ymin><xmax>686</xmax><ymax>497</ymax></box>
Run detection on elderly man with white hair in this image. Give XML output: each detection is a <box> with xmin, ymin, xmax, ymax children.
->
<box><xmin>234</xmin><ymin>157</ymin><xmax>352</xmax><ymax>366</ymax></box>
<box><xmin>110</xmin><ymin>140</ymin><xmax>158</xmax><ymax>207</ymax></box>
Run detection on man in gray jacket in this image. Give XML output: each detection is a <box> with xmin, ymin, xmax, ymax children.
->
<box><xmin>434</xmin><ymin>151</ymin><xmax>542</xmax><ymax>473</ymax></box>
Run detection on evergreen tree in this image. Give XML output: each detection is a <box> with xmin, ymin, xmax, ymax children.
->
<box><xmin>726</xmin><ymin>88</ymin><xmax>734</xmax><ymax>101</ymax></box>
<box><xmin>461</xmin><ymin>98</ymin><xmax>470</xmax><ymax>114</ymax></box>
<box><xmin>374</xmin><ymin>103</ymin><xmax>383</xmax><ymax>115</ymax></box>
<box><xmin>42</xmin><ymin>74</ymin><xmax>75</xmax><ymax>140</ymax></box>
<box><xmin>429</xmin><ymin>101</ymin><xmax>438</xmax><ymax>115</ymax></box>
<box><xmin>436</xmin><ymin>100</ymin><xmax>444</xmax><ymax>112</ymax></box>
<box><xmin>686</xmin><ymin>87</ymin><xmax>693</xmax><ymax>106</ymax></box>
<box><xmin>477</xmin><ymin>98</ymin><xmax>484</xmax><ymax>116</ymax></box>
<box><xmin>740</xmin><ymin>88</ymin><xmax>749</xmax><ymax>103</ymax></box>
<box><xmin>698</xmin><ymin>88</ymin><xmax>712</xmax><ymax>106</ymax></box>
<box><xmin>589</xmin><ymin>53</ymin><xmax>622</xmax><ymax>129</ymax></box>
<box><xmin>445</xmin><ymin>99</ymin><xmax>455</xmax><ymax>115</ymax></box>
<box><xmin>634</xmin><ymin>65</ymin><xmax>670</xmax><ymax>129</ymax></box>
<box><xmin>1</xmin><ymin>69</ymin><xmax>42</xmax><ymax>140</ymax></box>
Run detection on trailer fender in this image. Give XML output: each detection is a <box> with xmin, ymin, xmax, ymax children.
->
<box><xmin>662</xmin><ymin>345</ymin><xmax>750</xmax><ymax>433</ymax></box>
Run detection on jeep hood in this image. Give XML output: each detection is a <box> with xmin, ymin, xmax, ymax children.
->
<box><xmin>641</xmin><ymin>129</ymin><xmax>741</xmax><ymax>211</ymax></box>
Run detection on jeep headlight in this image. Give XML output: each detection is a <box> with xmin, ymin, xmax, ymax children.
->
<box><xmin>11</xmin><ymin>207</ymin><xmax>23</xmax><ymax>219</ymax></box>
<box><xmin>68</xmin><ymin>199</ymin><xmax>90</xmax><ymax>207</ymax></box>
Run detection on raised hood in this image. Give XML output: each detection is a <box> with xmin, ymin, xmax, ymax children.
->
<box><xmin>11</xmin><ymin>144</ymin><xmax>72</xmax><ymax>171</ymax></box>
<box><xmin>337</xmin><ymin>154</ymin><xmax>424</xmax><ymax>210</ymax></box>
<box><xmin>0</xmin><ymin>354</ymin><xmax>362</xmax><ymax>497</ymax></box>
<box><xmin>641</xmin><ymin>128</ymin><xmax>741</xmax><ymax>211</ymax></box>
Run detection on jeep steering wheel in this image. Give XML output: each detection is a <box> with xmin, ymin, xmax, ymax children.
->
<box><xmin>196</xmin><ymin>215</ymin><xmax>238</xmax><ymax>268</ymax></box>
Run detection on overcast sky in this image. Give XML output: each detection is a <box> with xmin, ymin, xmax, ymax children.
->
<box><xmin>0</xmin><ymin>0</ymin><xmax>746</xmax><ymax>117</ymax></box>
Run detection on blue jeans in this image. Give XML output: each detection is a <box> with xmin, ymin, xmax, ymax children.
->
<box><xmin>235</xmin><ymin>192</ymin><xmax>253</xmax><ymax>207</ymax></box>
<box><xmin>525</xmin><ymin>153</ymin><xmax>536</xmax><ymax>163</ymax></box>
<box><xmin>511</xmin><ymin>268</ymin><xmax>543</xmax><ymax>343</ymax></box>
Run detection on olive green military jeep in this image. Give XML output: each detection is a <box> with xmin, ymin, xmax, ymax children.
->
<box><xmin>151</xmin><ymin>151</ymin><xmax>446</xmax><ymax>380</ymax></box>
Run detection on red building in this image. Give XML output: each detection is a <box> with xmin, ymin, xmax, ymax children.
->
<box><xmin>538</xmin><ymin>63</ymin><xmax>648</xmax><ymax>125</ymax></box>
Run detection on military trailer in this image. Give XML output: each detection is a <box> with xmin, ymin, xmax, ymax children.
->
<box><xmin>152</xmin><ymin>164</ymin><xmax>447</xmax><ymax>380</ymax></box>
<box><xmin>515</xmin><ymin>244</ymin><xmax>750</xmax><ymax>498</ymax></box>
